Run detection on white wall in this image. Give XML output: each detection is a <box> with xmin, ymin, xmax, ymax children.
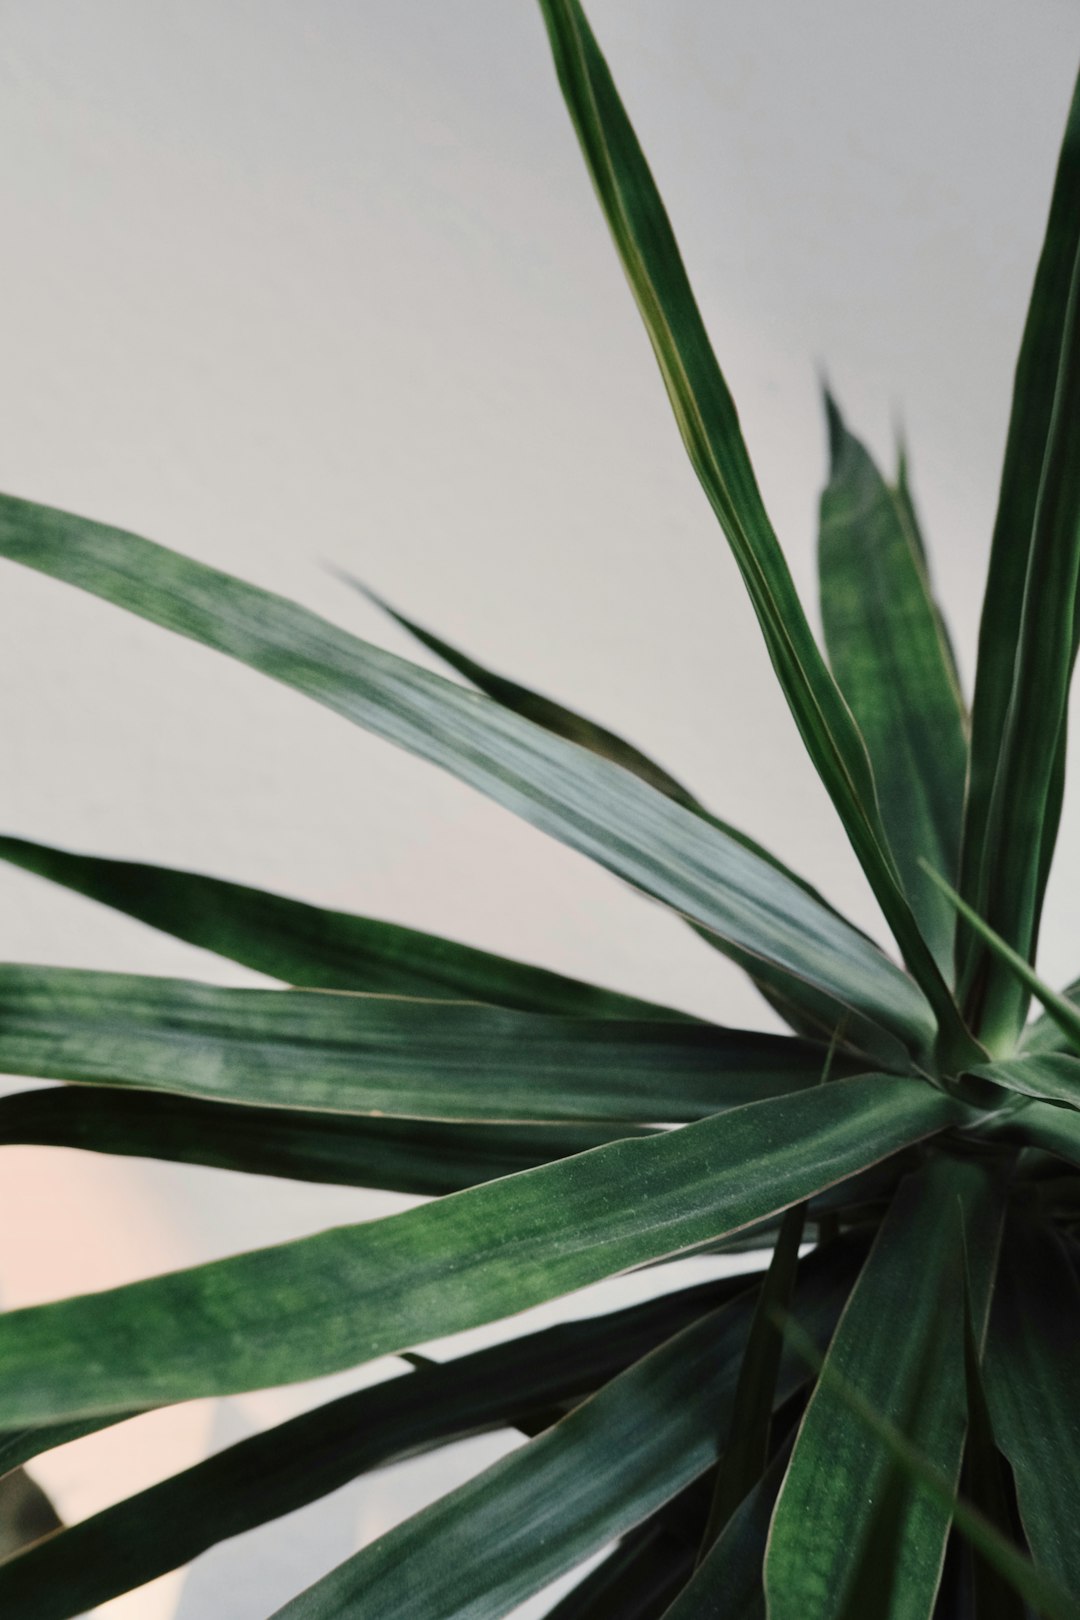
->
<box><xmin>1</xmin><ymin>3</ymin><xmax>1078</xmax><ymax>1614</ymax></box>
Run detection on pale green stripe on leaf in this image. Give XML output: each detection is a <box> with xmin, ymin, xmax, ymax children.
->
<box><xmin>268</xmin><ymin>1253</ymin><xmax>853</xmax><ymax>1620</ymax></box>
<box><xmin>765</xmin><ymin>1155</ymin><xmax>1006</xmax><ymax>1620</ymax></box>
<box><xmin>0</xmin><ymin>1077</ymin><xmax>955</xmax><ymax>1426</ymax></box>
<box><xmin>0</xmin><ymin>495</ymin><xmax>935</xmax><ymax>1052</ymax></box>
<box><xmin>819</xmin><ymin>393</ymin><xmax>967</xmax><ymax>973</ymax></box>
<box><xmin>961</xmin><ymin>64</ymin><xmax>1080</xmax><ymax>989</ymax></box>
<box><xmin>0</xmin><ymin>963</ymin><xmax>841</xmax><ymax>1125</ymax></box>
<box><xmin>0</xmin><ymin>834</ymin><xmax>674</xmax><ymax>1019</ymax></box>
<box><xmin>536</xmin><ymin>0</ymin><xmax>969</xmax><ymax>1054</ymax></box>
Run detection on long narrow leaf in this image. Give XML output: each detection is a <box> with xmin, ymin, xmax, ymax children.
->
<box><xmin>0</xmin><ymin>497</ymin><xmax>936</xmax><ymax>1055</ymax></box>
<box><xmin>925</xmin><ymin>865</ymin><xmax>1080</xmax><ymax>1055</ymax></box>
<box><xmin>536</xmin><ymin>0</ymin><xmax>971</xmax><ymax>1057</ymax></box>
<box><xmin>1022</xmin><ymin>975</ymin><xmax>1080</xmax><ymax>1054</ymax></box>
<box><xmin>0</xmin><ymin>965</ymin><xmax>852</xmax><ymax>1125</ymax></box>
<box><xmin>959</xmin><ymin>117</ymin><xmax>1080</xmax><ymax>1046</ymax></box>
<box><xmin>267</xmin><ymin>1252</ymin><xmax>855</xmax><ymax>1620</ymax></box>
<box><xmin>818</xmin><ymin>393</ymin><xmax>967</xmax><ymax>971</ymax></box>
<box><xmin>0</xmin><ymin>1076</ymin><xmax>955</xmax><ymax>1425</ymax></box>
<box><xmin>0</xmin><ymin>1086</ymin><xmax>647</xmax><ymax>1195</ymax></box>
<box><xmin>0</xmin><ymin>835</ymin><xmax>674</xmax><ymax>1019</ymax></box>
<box><xmin>984</xmin><ymin>1217</ymin><xmax>1080</xmax><ymax>1594</ymax></box>
<box><xmin>697</xmin><ymin>1202</ymin><xmax>805</xmax><ymax>1556</ymax></box>
<box><xmin>960</xmin><ymin>65</ymin><xmax>1080</xmax><ymax>990</ymax></box>
<box><xmin>765</xmin><ymin>1155</ymin><xmax>1006</xmax><ymax>1620</ymax></box>
<box><xmin>775</xmin><ymin>1315</ymin><xmax>1080</xmax><ymax>1620</ymax></box>
<box><xmin>662</xmin><ymin>1435</ymin><xmax>795</xmax><ymax>1620</ymax></box>
<box><xmin>0</xmin><ymin>1265</ymin><xmax>770</xmax><ymax>1619</ymax></box>
<box><xmin>347</xmin><ymin>587</ymin><xmax>904</xmax><ymax>1060</ymax></box>
<box><xmin>973</xmin><ymin>1052</ymin><xmax>1080</xmax><ymax>1111</ymax></box>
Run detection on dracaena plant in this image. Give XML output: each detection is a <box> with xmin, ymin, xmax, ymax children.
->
<box><xmin>0</xmin><ymin>3</ymin><xmax>1078</xmax><ymax>1616</ymax></box>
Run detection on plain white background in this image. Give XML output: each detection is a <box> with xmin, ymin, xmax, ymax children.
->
<box><xmin>1</xmin><ymin>3</ymin><xmax>1079</xmax><ymax>1614</ymax></box>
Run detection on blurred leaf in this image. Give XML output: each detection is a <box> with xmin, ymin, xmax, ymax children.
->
<box><xmin>765</xmin><ymin>1155</ymin><xmax>1006</xmax><ymax>1620</ymax></box>
<box><xmin>347</xmin><ymin>577</ymin><xmax>706</xmax><ymax>810</ymax></box>
<box><xmin>535</xmin><ymin>0</ymin><xmax>972</xmax><ymax>1058</ymax></box>
<box><xmin>0</xmin><ymin>1076</ymin><xmax>955</xmax><ymax>1426</ymax></box>
<box><xmin>960</xmin><ymin>64</ymin><xmax>1080</xmax><ymax>1012</ymax></box>
<box><xmin>984</xmin><ymin>1217</ymin><xmax>1080</xmax><ymax>1594</ymax></box>
<box><xmin>0</xmin><ymin>1262</ymin><xmax>776</xmax><ymax>1618</ymax></box>
<box><xmin>893</xmin><ymin>438</ymin><xmax>963</xmax><ymax>693</ymax></box>
<box><xmin>0</xmin><ymin>498</ymin><xmax>936</xmax><ymax>1057</ymax></box>
<box><xmin>0</xmin><ymin>1469</ymin><xmax>61</xmax><ymax>1562</ymax></box>
<box><xmin>265</xmin><ymin>1252</ymin><xmax>855</xmax><ymax>1620</ymax></box>
<box><xmin>0</xmin><ymin>964</ymin><xmax>853</xmax><ymax>1125</ymax></box>
<box><xmin>818</xmin><ymin>394</ymin><xmax>967</xmax><ymax>972</ymax></box>
<box><xmin>0</xmin><ymin>835</ymin><xmax>675</xmax><ymax>1019</ymax></box>
<box><xmin>0</xmin><ymin>1085</ymin><xmax>650</xmax><ymax>1194</ymax></box>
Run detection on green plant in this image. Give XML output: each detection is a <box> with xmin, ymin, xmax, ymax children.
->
<box><xmin>0</xmin><ymin>1</ymin><xmax>1078</xmax><ymax>1613</ymax></box>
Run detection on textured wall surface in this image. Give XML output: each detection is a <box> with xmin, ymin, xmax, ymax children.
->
<box><xmin>1</xmin><ymin>3</ymin><xmax>1078</xmax><ymax>1614</ymax></box>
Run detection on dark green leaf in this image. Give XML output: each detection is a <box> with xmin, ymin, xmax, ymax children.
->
<box><xmin>347</xmin><ymin>588</ymin><xmax>906</xmax><ymax>1063</ymax></box>
<box><xmin>0</xmin><ymin>835</ymin><xmax>673</xmax><ymax>1019</ymax></box>
<box><xmin>960</xmin><ymin>1258</ymin><xmax>1026</xmax><ymax>1620</ymax></box>
<box><xmin>0</xmin><ymin>1264</ymin><xmax>770</xmax><ymax>1619</ymax></box>
<box><xmin>0</xmin><ymin>1469</ymin><xmax>62</xmax><ymax>1563</ymax></box>
<box><xmin>347</xmin><ymin>578</ymin><xmax>704</xmax><ymax>811</ymax></box>
<box><xmin>1022</xmin><ymin>976</ymin><xmax>1080</xmax><ymax>1055</ymax></box>
<box><xmin>893</xmin><ymin>438</ymin><xmax>963</xmax><ymax>694</ymax></box>
<box><xmin>535</xmin><ymin>0</ymin><xmax>972</xmax><ymax>1058</ymax></box>
<box><xmin>0</xmin><ymin>964</ymin><xmax>850</xmax><ymax>1125</ymax></box>
<box><xmin>528</xmin><ymin>1495</ymin><xmax>696</xmax><ymax>1620</ymax></box>
<box><xmin>818</xmin><ymin>393</ymin><xmax>967</xmax><ymax>972</ymax></box>
<box><xmin>0</xmin><ymin>1076</ymin><xmax>955</xmax><ymax>1426</ymax></box>
<box><xmin>984</xmin><ymin>1216</ymin><xmax>1080</xmax><ymax>1594</ymax></box>
<box><xmin>774</xmin><ymin>1315</ymin><xmax>1080</xmax><ymax>1620</ymax></box>
<box><xmin>958</xmin><ymin>80</ymin><xmax>1080</xmax><ymax>1049</ymax></box>
<box><xmin>661</xmin><ymin>1434</ymin><xmax>795</xmax><ymax>1620</ymax></box>
<box><xmin>960</xmin><ymin>65</ymin><xmax>1080</xmax><ymax>1014</ymax></box>
<box><xmin>0</xmin><ymin>1085</ymin><xmax>648</xmax><ymax>1195</ymax></box>
<box><xmin>925</xmin><ymin>866</ymin><xmax>1080</xmax><ymax>1057</ymax></box>
<box><xmin>697</xmin><ymin>1202</ymin><xmax>805</xmax><ymax>1555</ymax></box>
<box><xmin>267</xmin><ymin>1251</ymin><xmax>855</xmax><ymax>1620</ymax></box>
<box><xmin>973</xmin><ymin>1052</ymin><xmax>1080</xmax><ymax>1111</ymax></box>
<box><xmin>0</xmin><ymin>499</ymin><xmax>935</xmax><ymax>1057</ymax></box>
<box><xmin>765</xmin><ymin>1154</ymin><xmax>1006</xmax><ymax>1620</ymax></box>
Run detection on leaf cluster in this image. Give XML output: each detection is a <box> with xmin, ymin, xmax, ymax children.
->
<box><xmin>1</xmin><ymin>3</ymin><xmax>1079</xmax><ymax>1614</ymax></box>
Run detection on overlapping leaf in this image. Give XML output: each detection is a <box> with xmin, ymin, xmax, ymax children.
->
<box><xmin>984</xmin><ymin>1217</ymin><xmax>1080</xmax><ymax>1596</ymax></box>
<box><xmin>268</xmin><ymin>1249</ymin><xmax>855</xmax><ymax>1620</ymax></box>
<box><xmin>959</xmin><ymin>66</ymin><xmax>1080</xmax><ymax>1045</ymax></box>
<box><xmin>0</xmin><ymin>1085</ymin><xmax>646</xmax><ymax>1194</ymax></box>
<box><xmin>0</xmin><ymin>1076</ymin><xmax>955</xmax><ymax>1425</ymax></box>
<box><xmin>535</xmin><ymin>0</ymin><xmax>972</xmax><ymax>1059</ymax></box>
<box><xmin>345</xmin><ymin>586</ymin><xmax>906</xmax><ymax>1062</ymax></box>
<box><xmin>0</xmin><ymin>964</ymin><xmax>850</xmax><ymax>1125</ymax></box>
<box><xmin>0</xmin><ymin>835</ymin><xmax>673</xmax><ymax>1019</ymax></box>
<box><xmin>765</xmin><ymin>1155</ymin><xmax>1006</xmax><ymax>1619</ymax></box>
<box><xmin>0</xmin><ymin>497</ymin><xmax>936</xmax><ymax>1055</ymax></box>
<box><xmin>0</xmin><ymin>1266</ymin><xmax>760</xmax><ymax>1619</ymax></box>
<box><xmin>818</xmin><ymin>395</ymin><xmax>967</xmax><ymax>972</ymax></box>
<box><xmin>965</xmin><ymin>69</ymin><xmax>1080</xmax><ymax>1004</ymax></box>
